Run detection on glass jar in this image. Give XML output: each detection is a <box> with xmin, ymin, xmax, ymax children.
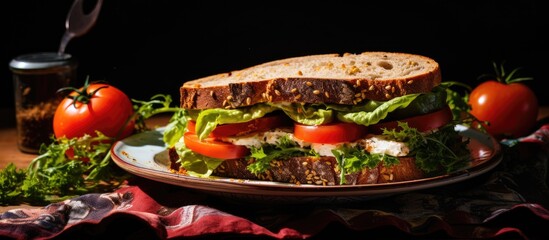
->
<box><xmin>9</xmin><ymin>52</ymin><xmax>78</xmax><ymax>154</ymax></box>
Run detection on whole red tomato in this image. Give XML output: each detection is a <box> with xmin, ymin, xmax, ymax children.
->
<box><xmin>468</xmin><ymin>64</ymin><xmax>538</xmax><ymax>139</ymax></box>
<box><xmin>53</xmin><ymin>81</ymin><xmax>135</xmax><ymax>140</ymax></box>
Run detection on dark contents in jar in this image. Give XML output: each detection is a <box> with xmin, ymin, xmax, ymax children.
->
<box><xmin>16</xmin><ymin>100</ymin><xmax>59</xmax><ymax>152</ymax></box>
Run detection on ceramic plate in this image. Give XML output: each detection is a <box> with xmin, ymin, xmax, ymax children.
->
<box><xmin>111</xmin><ymin>125</ymin><xmax>502</xmax><ymax>203</ymax></box>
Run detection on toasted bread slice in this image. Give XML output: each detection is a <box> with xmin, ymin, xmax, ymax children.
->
<box><xmin>180</xmin><ymin>52</ymin><xmax>441</xmax><ymax>109</ymax></box>
<box><xmin>168</xmin><ymin>147</ymin><xmax>424</xmax><ymax>185</ymax></box>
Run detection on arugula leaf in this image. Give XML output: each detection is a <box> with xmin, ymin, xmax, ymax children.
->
<box><xmin>382</xmin><ymin>122</ymin><xmax>471</xmax><ymax>175</ymax></box>
<box><xmin>332</xmin><ymin>145</ymin><xmax>399</xmax><ymax>184</ymax></box>
<box><xmin>0</xmin><ymin>163</ymin><xmax>26</xmax><ymax>204</ymax></box>
<box><xmin>247</xmin><ymin>135</ymin><xmax>312</xmax><ymax>174</ymax></box>
<box><xmin>441</xmin><ymin>81</ymin><xmax>489</xmax><ymax>134</ymax></box>
<box><xmin>441</xmin><ymin>81</ymin><xmax>472</xmax><ymax>120</ymax></box>
<box><xmin>132</xmin><ymin>94</ymin><xmax>182</xmax><ymax>131</ymax></box>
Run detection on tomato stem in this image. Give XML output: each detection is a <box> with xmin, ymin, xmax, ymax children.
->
<box><xmin>57</xmin><ymin>76</ymin><xmax>109</xmax><ymax>108</ymax></box>
<box><xmin>479</xmin><ymin>61</ymin><xmax>533</xmax><ymax>84</ymax></box>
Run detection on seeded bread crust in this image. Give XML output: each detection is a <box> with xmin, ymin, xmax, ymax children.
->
<box><xmin>181</xmin><ymin>52</ymin><xmax>441</xmax><ymax>110</ymax></box>
<box><xmin>168</xmin><ymin>147</ymin><xmax>425</xmax><ymax>185</ymax></box>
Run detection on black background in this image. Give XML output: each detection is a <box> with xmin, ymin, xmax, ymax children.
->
<box><xmin>1</xmin><ymin>0</ymin><xmax>547</xmax><ymax>112</ymax></box>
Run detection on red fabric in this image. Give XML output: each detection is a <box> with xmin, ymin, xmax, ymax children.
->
<box><xmin>1</xmin><ymin>123</ymin><xmax>549</xmax><ymax>240</ymax></box>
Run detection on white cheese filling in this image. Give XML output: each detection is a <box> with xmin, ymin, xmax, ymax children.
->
<box><xmin>221</xmin><ymin>129</ymin><xmax>409</xmax><ymax>157</ymax></box>
<box><xmin>358</xmin><ymin>135</ymin><xmax>409</xmax><ymax>156</ymax></box>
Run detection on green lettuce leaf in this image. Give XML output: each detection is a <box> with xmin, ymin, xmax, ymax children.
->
<box><xmin>173</xmin><ymin>141</ymin><xmax>223</xmax><ymax>177</ymax></box>
<box><xmin>194</xmin><ymin>104</ymin><xmax>278</xmax><ymax>139</ymax></box>
<box><xmin>162</xmin><ymin>109</ymin><xmax>189</xmax><ymax>147</ymax></box>
<box><xmin>267</xmin><ymin>103</ymin><xmax>333</xmax><ymax>125</ymax></box>
<box><xmin>336</xmin><ymin>94</ymin><xmax>420</xmax><ymax>125</ymax></box>
<box><xmin>385</xmin><ymin>85</ymin><xmax>447</xmax><ymax>120</ymax></box>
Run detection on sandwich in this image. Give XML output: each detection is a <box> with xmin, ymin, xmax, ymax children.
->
<box><xmin>163</xmin><ymin>52</ymin><xmax>471</xmax><ymax>186</ymax></box>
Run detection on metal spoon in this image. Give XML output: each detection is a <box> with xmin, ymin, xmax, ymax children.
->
<box><xmin>58</xmin><ymin>0</ymin><xmax>103</xmax><ymax>54</ymax></box>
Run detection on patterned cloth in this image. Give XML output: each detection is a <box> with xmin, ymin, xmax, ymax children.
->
<box><xmin>1</xmin><ymin>123</ymin><xmax>549</xmax><ymax>240</ymax></box>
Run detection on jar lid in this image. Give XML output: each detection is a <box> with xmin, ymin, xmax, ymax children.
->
<box><xmin>9</xmin><ymin>52</ymin><xmax>76</xmax><ymax>70</ymax></box>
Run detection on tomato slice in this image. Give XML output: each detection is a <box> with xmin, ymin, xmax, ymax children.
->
<box><xmin>294</xmin><ymin>122</ymin><xmax>368</xmax><ymax>144</ymax></box>
<box><xmin>187</xmin><ymin>114</ymin><xmax>290</xmax><ymax>138</ymax></box>
<box><xmin>183</xmin><ymin>132</ymin><xmax>250</xmax><ymax>159</ymax></box>
<box><xmin>369</xmin><ymin>106</ymin><xmax>453</xmax><ymax>134</ymax></box>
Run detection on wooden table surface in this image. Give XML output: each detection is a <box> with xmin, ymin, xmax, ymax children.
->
<box><xmin>1</xmin><ymin>107</ymin><xmax>548</xmax><ymax>211</ymax></box>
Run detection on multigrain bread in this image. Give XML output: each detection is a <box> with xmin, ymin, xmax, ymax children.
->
<box><xmin>169</xmin><ymin>147</ymin><xmax>424</xmax><ymax>185</ymax></box>
<box><xmin>181</xmin><ymin>52</ymin><xmax>441</xmax><ymax>109</ymax></box>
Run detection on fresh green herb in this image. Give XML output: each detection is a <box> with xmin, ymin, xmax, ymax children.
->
<box><xmin>382</xmin><ymin>122</ymin><xmax>470</xmax><ymax>175</ymax></box>
<box><xmin>132</xmin><ymin>94</ymin><xmax>183</xmax><ymax>132</ymax></box>
<box><xmin>0</xmin><ymin>94</ymin><xmax>180</xmax><ymax>205</ymax></box>
<box><xmin>440</xmin><ymin>82</ymin><xmax>471</xmax><ymax>120</ymax></box>
<box><xmin>331</xmin><ymin>145</ymin><xmax>400</xmax><ymax>184</ymax></box>
<box><xmin>247</xmin><ymin>135</ymin><xmax>313</xmax><ymax>174</ymax></box>
<box><xmin>0</xmin><ymin>163</ymin><xmax>26</xmax><ymax>204</ymax></box>
<box><xmin>440</xmin><ymin>81</ymin><xmax>490</xmax><ymax>134</ymax></box>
